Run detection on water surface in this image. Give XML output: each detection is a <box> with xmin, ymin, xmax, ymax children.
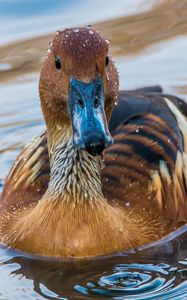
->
<box><xmin>0</xmin><ymin>0</ymin><xmax>187</xmax><ymax>299</ymax></box>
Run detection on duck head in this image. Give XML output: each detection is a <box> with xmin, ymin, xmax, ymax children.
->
<box><xmin>39</xmin><ymin>27</ymin><xmax>119</xmax><ymax>156</ymax></box>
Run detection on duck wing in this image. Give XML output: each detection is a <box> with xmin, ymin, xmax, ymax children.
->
<box><xmin>103</xmin><ymin>91</ymin><xmax>187</xmax><ymax>228</ymax></box>
<box><xmin>0</xmin><ymin>132</ymin><xmax>49</xmax><ymax>212</ymax></box>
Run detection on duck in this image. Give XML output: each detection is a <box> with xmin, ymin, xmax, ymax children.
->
<box><xmin>0</xmin><ymin>27</ymin><xmax>187</xmax><ymax>258</ymax></box>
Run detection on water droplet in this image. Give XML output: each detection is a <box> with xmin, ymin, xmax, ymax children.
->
<box><xmin>56</xmin><ymin>125</ymin><xmax>62</xmax><ymax>131</ymax></box>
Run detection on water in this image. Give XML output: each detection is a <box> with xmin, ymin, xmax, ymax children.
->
<box><xmin>0</xmin><ymin>0</ymin><xmax>187</xmax><ymax>299</ymax></box>
<box><xmin>0</xmin><ymin>232</ymin><xmax>187</xmax><ymax>299</ymax></box>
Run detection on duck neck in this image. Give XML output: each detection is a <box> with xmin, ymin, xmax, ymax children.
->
<box><xmin>45</xmin><ymin>125</ymin><xmax>105</xmax><ymax>204</ymax></box>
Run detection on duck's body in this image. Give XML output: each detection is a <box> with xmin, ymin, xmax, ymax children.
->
<box><xmin>0</xmin><ymin>28</ymin><xmax>187</xmax><ymax>257</ymax></box>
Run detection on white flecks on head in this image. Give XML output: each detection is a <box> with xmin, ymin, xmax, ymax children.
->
<box><xmin>47</xmin><ymin>41</ymin><xmax>53</xmax><ymax>53</ymax></box>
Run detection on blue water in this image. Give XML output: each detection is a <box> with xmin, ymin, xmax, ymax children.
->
<box><xmin>0</xmin><ymin>0</ymin><xmax>187</xmax><ymax>299</ymax></box>
<box><xmin>0</xmin><ymin>234</ymin><xmax>187</xmax><ymax>299</ymax></box>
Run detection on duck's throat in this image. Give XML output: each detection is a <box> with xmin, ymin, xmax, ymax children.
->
<box><xmin>46</xmin><ymin>129</ymin><xmax>104</xmax><ymax>203</ymax></box>
<box><xmin>2</xmin><ymin>128</ymin><xmax>136</xmax><ymax>257</ymax></box>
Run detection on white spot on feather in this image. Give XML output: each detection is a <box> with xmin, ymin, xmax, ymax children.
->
<box><xmin>150</xmin><ymin>170</ymin><xmax>163</xmax><ymax>209</ymax></box>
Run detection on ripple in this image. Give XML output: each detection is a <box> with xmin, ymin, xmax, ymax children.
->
<box><xmin>74</xmin><ymin>263</ymin><xmax>187</xmax><ymax>299</ymax></box>
<box><xmin>0</xmin><ymin>250</ymin><xmax>186</xmax><ymax>299</ymax></box>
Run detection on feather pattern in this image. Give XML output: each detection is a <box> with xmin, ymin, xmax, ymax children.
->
<box><xmin>0</xmin><ymin>38</ymin><xmax>187</xmax><ymax>257</ymax></box>
<box><xmin>2</xmin><ymin>91</ymin><xmax>187</xmax><ymax>229</ymax></box>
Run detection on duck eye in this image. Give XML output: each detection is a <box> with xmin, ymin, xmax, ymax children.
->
<box><xmin>55</xmin><ymin>56</ymin><xmax>61</xmax><ymax>70</ymax></box>
<box><xmin>105</xmin><ymin>56</ymin><xmax>109</xmax><ymax>67</ymax></box>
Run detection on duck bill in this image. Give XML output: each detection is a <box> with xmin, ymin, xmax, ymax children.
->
<box><xmin>67</xmin><ymin>76</ymin><xmax>113</xmax><ymax>156</ymax></box>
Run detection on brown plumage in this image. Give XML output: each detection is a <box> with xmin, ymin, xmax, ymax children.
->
<box><xmin>0</xmin><ymin>27</ymin><xmax>187</xmax><ymax>258</ymax></box>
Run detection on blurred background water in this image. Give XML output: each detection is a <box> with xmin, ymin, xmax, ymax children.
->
<box><xmin>0</xmin><ymin>0</ymin><xmax>187</xmax><ymax>299</ymax></box>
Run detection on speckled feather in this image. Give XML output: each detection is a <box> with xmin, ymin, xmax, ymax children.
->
<box><xmin>2</xmin><ymin>91</ymin><xmax>187</xmax><ymax>224</ymax></box>
<box><xmin>0</xmin><ymin>27</ymin><xmax>187</xmax><ymax>257</ymax></box>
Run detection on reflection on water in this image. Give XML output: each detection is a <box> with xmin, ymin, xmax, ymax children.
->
<box><xmin>74</xmin><ymin>263</ymin><xmax>186</xmax><ymax>299</ymax></box>
<box><xmin>0</xmin><ymin>230</ymin><xmax>187</xmax><ymax>299</ymax></box>
<box><xmin>0</xmin><ymin>0</ymin><xmax>187</xmax><ymax>299</ymax></box>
